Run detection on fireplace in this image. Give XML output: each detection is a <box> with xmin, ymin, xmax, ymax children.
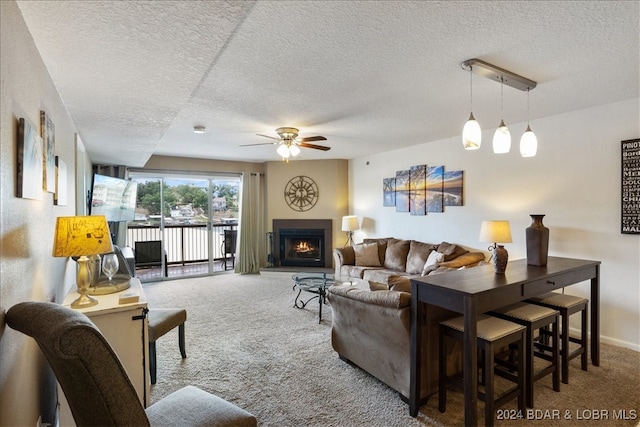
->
<box><xmin>273</xmin><ymin>219</ymin><xmax>333</xmax><ymax>268</ymax></box>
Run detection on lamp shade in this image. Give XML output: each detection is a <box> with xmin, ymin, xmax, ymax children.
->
<box><xmin>276</xmin><ymin>144</ymin><xmax>290</xmax><ymax>158</ymax></box>
<box><xmin>341</xmin><ymin>215</ymin><xmax>360</xmax><ymax>232</ymax></box>
<box><xmin>479</xmin><ymin>220</ymin><xmax>512</xmax><ymax>244</ymax></box>
<box><xmin>492</xmin><ymin>120</ymin><xmax>511</xmax><ymax>154</ymax></box>
<box><xmin>53</xmin><ymin>215</ymin><xmax>114</xmax><ymax>257</ymax></box>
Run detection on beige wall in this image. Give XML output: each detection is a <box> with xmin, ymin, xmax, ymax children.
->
<box><xmin>1</xmin><ymin>2</ymin><xmax>78</xmax><ymax>425</ymax></box>
<box><xmin>265</xmin><ymin>159</ymin><xmax>349</xmax><ymax>259</ymax></box>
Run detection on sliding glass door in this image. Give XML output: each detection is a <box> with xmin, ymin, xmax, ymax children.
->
<box><xmin>127</xmin><ymin>172</ymin><xmax>240</xmax><ymax>281</ymax></box>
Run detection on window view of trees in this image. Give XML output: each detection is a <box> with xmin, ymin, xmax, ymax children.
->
<box><xmin>132</xmin><ymin>178</ymin><xmax>239</xmax><ymax>225</ymax></box>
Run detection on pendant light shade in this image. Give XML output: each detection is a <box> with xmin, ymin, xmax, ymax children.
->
<box><xmin>519</xmin><ymin>88</ymin><xmax>537</xmax><ymax>157</ymax></box>
<box><xmin>462</xmin><ymin>113</ymin><xmax>482</xmax><ymax>150</ymax></box>
<box><xmin>462</xmin><ymin>66</ymin><xmax>481</xmax><ymax>150</ymax></box>
<box><xmin>493</xmin><ymin>120</ymin><xmax>511</xmax><ymax>153</ymax></box>
<box><xmin>520</xmin><ymin>125</ymin><xmax>538</xmax><ymax>157</ymax></box>
<box><xmin>492</xmin><ymin>78</ymin><xmax>511</xmax><ymax>154</ymax></box>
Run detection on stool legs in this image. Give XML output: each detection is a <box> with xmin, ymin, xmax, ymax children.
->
<box><xmin>179</xmin><ymin>323</ymin><xmax>187</xmax><ymax>359</ymax></box>
<box><xmin>149</xmin><ymin>323</ymin><xmax>187</xmax><ymax>385</ymax></box>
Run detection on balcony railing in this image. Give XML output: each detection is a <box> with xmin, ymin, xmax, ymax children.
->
<box><xmin>126</xmin><ymin>222</ymin><xmax>237</xmax><ymax>266</ymax></box>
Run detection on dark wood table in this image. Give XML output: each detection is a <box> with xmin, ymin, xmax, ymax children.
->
<box><xmin>409</xmin><ymin>257</ymin><xmax>601</xmax><ymax>425</ymax></box>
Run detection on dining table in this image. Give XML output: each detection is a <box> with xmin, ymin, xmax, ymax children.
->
<box><xmin>409</xmin><ymin>256</ymin><xmax>601</xmax><ymax>426</ymax></box>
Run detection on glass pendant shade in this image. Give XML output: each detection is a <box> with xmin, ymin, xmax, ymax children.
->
<box><xmin>462</xmin><ymin>112</ymin><xmax>482</xmax><ymax>150</ymax></box>
<box><xmin>276</xmin><ymin>144</ymin><xmax>290</xmax><ymax>158</ymax></box>
<box><xmin>493</xmin><ymin>119</ymin><xmax>511</xmax><ymax>154</ymax></box>
<box><xmin>520</xmin><ymin>125</ymin><xmax>538</xmax><ymax>157</ymax></box>
<box><xmin>289</xmin><ymin>144</ymin><xmax>301</xmax><ymax>157</ymax></box>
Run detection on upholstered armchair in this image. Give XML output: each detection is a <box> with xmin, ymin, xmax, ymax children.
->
<box><xmin>6</xmin><ymin>301</ymin><xmax>256</xmax><ymax>427</ymax></box>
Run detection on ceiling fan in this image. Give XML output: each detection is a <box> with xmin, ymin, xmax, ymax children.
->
<box><xmin>240</xmin><ymin>127</ymin><xmax>330</xmax><ymax>161</ymax></box>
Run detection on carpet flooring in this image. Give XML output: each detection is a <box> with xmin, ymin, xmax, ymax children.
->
<box><xmin>144</xmin><ymin>272</ymin><xmax>639</xmax><ymax>426</ymax></box>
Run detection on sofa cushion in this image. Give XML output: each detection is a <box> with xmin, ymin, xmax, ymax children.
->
<box><xmin>363</xmin><ymin>237</ymin><xmax>393</xmax><ymax>265</ymax></box>
<box><xmin>405</xmin><ymin>240</ymin><xmax>437</xmax><ymax>274</ymax></box>
<box><xmin>329</xmin><ymin>284</ymin><xmax>411</xmax><ymax>309</ymax></box>
<box><xmin>384</xmin><ymin>239</ymin><xmax>410</xmax><ymax>271</ymax></box>
<box><xmin>340</xmin><ymin>265</ymin><xmax>381</xmax><ymax>279</ymax></box>
<box><xmin>437</xmin><ymin>241</ymin><xmax>469</xmax><ymax>261</ymax></box>
<box><xmin>421</xmin><ymin>250</ymin><xmax>444</xmax><ymax>276</ymax></box>
<box><xmin>438</xmin><ymin>251</ymin><xmax>486</xmax><ymax>269</ymax></box>
<box><xmin>363</xmin><ymin>269</ymin><xmax>411</xmax><ymax>284</ymax></box>
<box><xmin>354</xmin><ymin>242</ymin><xmax>382</xmax><ymax>267</ymax></box>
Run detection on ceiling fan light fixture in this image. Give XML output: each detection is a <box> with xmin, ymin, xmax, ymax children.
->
<box><xmin>276</xmin><ymin>144</ymin><xmax>290</xmax><ymax>158</ymax></box>
<box><xmin>289</xmin><ymin>144</ymin><xmax>301</xmax><ymax>157</ymax></box>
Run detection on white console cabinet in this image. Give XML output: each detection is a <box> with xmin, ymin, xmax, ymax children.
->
<box><xmin>58</xmin><ymin>278</ymin><xmax>149</xmax><ymax>426</ymax></box>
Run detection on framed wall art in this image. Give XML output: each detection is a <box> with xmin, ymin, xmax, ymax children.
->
<box><xmin>41</xmin><ymin>110</ymin><xmax>56</xmax><ymax>193</ymax></box>
<box><xmin>395</xmin><ymin>170</ymin><xmax>410</xmax><ymax>212</ymax></box>
<box><xmin>621</xmin><ymin>138</ymin><xmax>640</xmax><ymax>234</ymax></box>
<box><xmin>426</xmin><ymin>165</ymin><xmax>444</xmax><ymax>213</ymax></box>
<box><xmin>17</xmin><ymin>118</ymin><xmax>43</xmax><ymax>200</ymax></box>
<box><xmin>383</xmin><ymin>177</ymin><xmax>396</xmax><ymax>207</ymax></box>
<box><xmin>55</xmin><ymin>156</ymin><xmax>68</xmax><ymax>206</ymax></box>
<box><xmin>409</xmin><ymin>164</ymin><xmax>426</xmax><ymax>216</ymax></box>
<box><xmin>443</xmin><ymin>170</ymin><xmax>464</xmax><ymax>206</ymax></box>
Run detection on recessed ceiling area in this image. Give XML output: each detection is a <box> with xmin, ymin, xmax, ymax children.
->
<box><xmin>15</xmin><ymin>1</ymin><xmax>639</xmax><ymax>167</ymax></box>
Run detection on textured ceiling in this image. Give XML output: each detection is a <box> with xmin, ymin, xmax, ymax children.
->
<box><xmin>16</xmin><ymin>1</ymin><xmax>640</xmax><ymax>167</ymax></box>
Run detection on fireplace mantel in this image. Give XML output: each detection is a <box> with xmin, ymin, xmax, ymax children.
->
<box><xmin>272</xmin><ymin>219</ymin><xmax>333</xmax><ymax>268</ymax></box>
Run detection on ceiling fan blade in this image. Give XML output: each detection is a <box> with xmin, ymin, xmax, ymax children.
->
<box><xmin>256</xmin><ymin>133</ymin><xmax>280</xmax><ymax>140</ymax></box>
<box><xmin>298</xmin><ymin>136</ymin><xmax>327</xmax><ymax>142</ymax></box>
<box><xmin>299</xmin><ymin>142</ymin><xmax>331</xmax><ymax>151</ymax></box>
<box><xmin>239</xmin><ymin>142</ymin><xmax>278</xmax><ymax>147</ymax></box>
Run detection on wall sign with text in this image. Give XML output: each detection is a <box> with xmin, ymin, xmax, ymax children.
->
<box><xmin>621</xmin><ymin>138</ymin><xmax>640</xmax><ymax>234</ymax></box>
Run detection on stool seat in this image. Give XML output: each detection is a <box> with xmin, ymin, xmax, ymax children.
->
<box><xmin>527</xmin><ymin>292</ymin><xmax>588</xmax><ymax>384</ymax></box>
<box><xmin>440</xmin><ymin>314</ymin><xmax>526</xmax><ymax>426</ymax></box>
<box><xmin>148</xmin><ymin>308</ymin><xmax>187</xmax><ymax>385</ymax></box>
<box><xmin>491</xmin><ymin>302</ymin><xmax>560</xmax><ymax>407</ymax></box>
<box><xmin>441</xmin><ymin>314</ymin><xmax>526</xmax><ymax>341</ymax></box>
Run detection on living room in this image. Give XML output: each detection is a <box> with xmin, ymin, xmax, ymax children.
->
<box><xmin>1</xmin><ymin>1</ymin><xmax>639</xmax><ymax>426</ymax></box>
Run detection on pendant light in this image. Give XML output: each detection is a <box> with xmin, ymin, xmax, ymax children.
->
<box><xmin>492</xmin><ymin>77</ymin><xmax>511</xmax><ymax>154</ymax></box>
<box><xmin>462</xmin><ymin>66</ymin><xmax>482</xmax><ymax>150</ymax></box>
<box><xmin>519</xmin><ymin>88</ymin><xmax>538</xmax><ymax>157</ymax></box>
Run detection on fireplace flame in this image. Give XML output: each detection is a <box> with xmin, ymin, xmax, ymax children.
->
<box><xmin>295</xmin><ymin>241</ymin><xmax>315</xmax><ymax>253</ymax></box>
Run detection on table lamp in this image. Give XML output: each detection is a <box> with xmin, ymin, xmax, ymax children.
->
<box><xmin>341</xmin><ymin>215</ymin><xmax>360</xmax><ymax>247</ymax></box>
<box><xmin>479</xmin><ymin>220</ymin><xmax>512</xmax><ymax>274</ymax></box>
<box><xmin>53</xmin><ymin>215</ymin><xmax>114</xmax><ymax>308</ymax></box>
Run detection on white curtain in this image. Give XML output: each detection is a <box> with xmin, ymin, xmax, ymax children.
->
<box><xmin>236</xmin><ymin>173</ymin><xmax>265</xmax><ymax>274</ymax></box>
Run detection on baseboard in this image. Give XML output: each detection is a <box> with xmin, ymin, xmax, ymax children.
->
<box><xmin>570</xmin><ymin>326</ymin><xmax>640</xmax><ymax>352</ymax></box>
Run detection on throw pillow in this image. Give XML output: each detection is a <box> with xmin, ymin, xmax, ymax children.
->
<box><xmin>437</xmin><ymin>241</ymin><xmax>469</xmax><ymax>261</ymax></box>
<box><xmin>439</xmin><ymin>251</ymin><xmax>486</xmax><ymax>269</ymax></box>
<box><xmin>421</xmin><ymin>250</ymin><xmax>444</xmax><ymax>276</ymax></box>
<box><xmin>354</xmin><ymin>242</ymin><xmax>382</xmax><ymax>267</ymax></box>
<box><xmin>384</xmin><ymin>239</ymin><xmax>410</xmax><ymax>271</ymax></box>
<box><xmin>405</xmin><ymin>240</ymin><xmax>437</xmax><ymax>274</ymax></box>
<box><xmin>369</xmin><ymin>281</ymin><xmax>389</xmax><ymax>291</ymax></box>
<box><xmin>388</xmin><ymin>275</ymin><xmax>412</xmax><ymax>293</ymax></box>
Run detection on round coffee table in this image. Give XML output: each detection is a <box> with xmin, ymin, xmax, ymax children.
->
<box><xmin>291</xmin><ymin>272</ymin><xmax>334</xmax><ymax>323</ymax></box>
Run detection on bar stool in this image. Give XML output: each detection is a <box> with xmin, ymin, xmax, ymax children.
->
<box><xmin>439</xmin><ymin>315</ymin><xmax>526</xmax><ymax>427</ymax></box>
<box><xmin>527</xmin><ymin>292</ymin><xmax>588</xmax><ymax>384</ymax></box>
<box><xmin>491</xmin><ymin>302</ymin><xmax>560</xmax><ymax>407</ymax></box>
<box><xmin>148</xmin><ymin>308</ymin><xmax>187</xmax><ymax>385</ymax></box>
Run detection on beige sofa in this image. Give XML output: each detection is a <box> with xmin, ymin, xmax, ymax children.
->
<box><xmin>333</xmin><ymin>237</ymin><xmax>486</xmax><ymax>283</ymax></box>
<box><xmin>328</xmin><ymin>238</ymin><xmax>486</xmax><ymax>401</ymax></box>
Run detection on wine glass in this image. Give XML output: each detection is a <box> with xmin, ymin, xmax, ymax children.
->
<box><xmin>102</xmin><ymin>253</ymin><xmax>119</xmax><ymax>282</ymax></box>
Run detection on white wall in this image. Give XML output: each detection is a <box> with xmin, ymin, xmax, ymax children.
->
<box><xmin>1</xmin><ymin>1</ymin><xmax>79</xmax><ymax>425</ymax></box>
<box><xmin>350</xmin><ymin>98</ymin><xmax>640</xmax><ymax>350</ymax></box>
